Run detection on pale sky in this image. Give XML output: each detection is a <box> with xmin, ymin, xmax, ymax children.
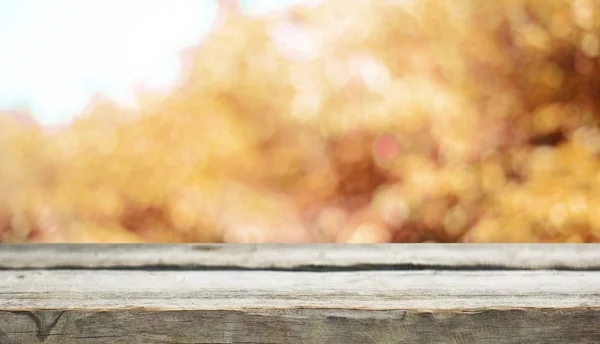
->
<box><xmin>0</xmin><ymin>0</ymin><xmax>305</xmax><ymax>125</ymax></box>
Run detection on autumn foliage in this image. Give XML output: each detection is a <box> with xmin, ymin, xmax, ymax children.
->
<box><xmin>3</xmin><ymin>0</ymin><xmax>600</xmax><ymax>243</ymax></box>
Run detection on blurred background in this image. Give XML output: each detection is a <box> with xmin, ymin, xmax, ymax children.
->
<box><xmin>2</xmin><ymin>0</ymin><xmax>600</xmax><ymax>243</ymax></box>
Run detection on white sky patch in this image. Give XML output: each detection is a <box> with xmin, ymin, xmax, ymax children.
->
<box><xmin>0</xmin><ymin>0</ymin><xmax>306</xmax><ymax>125</ymax></box>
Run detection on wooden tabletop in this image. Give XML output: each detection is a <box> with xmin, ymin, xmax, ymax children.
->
<box><xmin>1</xmin><ymin>244</ymin><xmax>599</xmax><ymax>344</ymax></box>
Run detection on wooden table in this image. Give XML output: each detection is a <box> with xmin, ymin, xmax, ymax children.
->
<box><xmin>1</xmin><ymin>244</ymin><xmax>599</xmax><ymax>343</ymax></box>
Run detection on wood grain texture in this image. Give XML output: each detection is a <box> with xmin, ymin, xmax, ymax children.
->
<box><xmin>2</xmin><ymin>245</ymin><xmax>600</xmax><ymax>343</ymax></box>
<box><xmin>3</xmin><ymin>269</ymin><xmax>600</xmax><ymax>309</ymax></box>
<box><xmin>1</xmin><ymin>243</ymin><xmax>600</xmax><ymax>269</ymax></box>
<box><xmin>1</xmin><ymin>268</ymin><xmax>600</xmax><ymax>343</ymax></box>
<box><xmin>2</xmin><ymin>308</ymin><xmax>600</xmax><ymax>344</ymax></box>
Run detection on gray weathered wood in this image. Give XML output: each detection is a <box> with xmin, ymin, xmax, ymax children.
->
<box><xmin>1</xmin><ymin>243</ymin><xmax>600</xmax><ymax>269</ymax></box>
<box><xmin>3</xmin><ymin>307</ymin><xmax>600</xmax><ymax>344</ymax></box>
<box><xmin>2</xmin><ymin>269</ymin><xmax>600</xmax><ymax>309</ymax></box>
<box><xmin>1</xmin><ymin>244</ymin><xmax>600</xmax><ymax>343</ymax></box>
<box><xmin>1</xmin><ymin>269</ymin><xmax>600</xmax><ymax>343</ymax></box>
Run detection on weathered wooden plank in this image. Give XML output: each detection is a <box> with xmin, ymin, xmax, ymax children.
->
<box><xmin>1</xmin><ymin>269</ymin><xmax>600</xmax><ymax>343</ymax></box>
<box><xmin>1</xmin><ymin>244</ymin><xmax>600</xmax><ymax>269</ymax></box>
<box><xmin>2</xmin><ymin>308</ymin><xmax>600</xmax><ymax>344</ymax></box>
<box><xmin>2</xmin><ymin>270</ymin><xmax>600</xmax><ymax>309</ymax></box>
<box><xmin>2</xmin><ymin>245</ymin><xmax>600</xmax><ymax>343</ymax></box>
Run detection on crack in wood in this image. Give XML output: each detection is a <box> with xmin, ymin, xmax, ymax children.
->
<box><xmin>4</xmin><ymin>263</ymin><xmax>600</xmax><ymax>272</ymax></box>
<box><xmin>9</xmin><ymin>310</ymin><xmax>65</xmax><ymax>342</ymax></box>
